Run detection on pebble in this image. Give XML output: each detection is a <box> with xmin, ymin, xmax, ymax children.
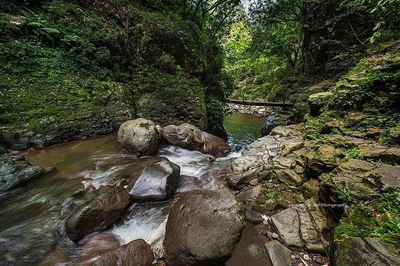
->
<box><xmin>303</xmin><ymin>254</ymin><xmax>310</xmax><ymax>261</ymax></box>
<box><xmin>272</xmin><ymin>232</ymin><xmax>279</xmax><ymax>239</ymax></box>
<box><xmin>291</xmin><ymin>255</ymin><xmax>296</xmax><ymax>259</ymax></box>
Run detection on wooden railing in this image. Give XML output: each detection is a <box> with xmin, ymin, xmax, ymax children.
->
<box><xmin>227</xmin><ymin>99</ymin><xmax>294</xmax><ymax>108</ymax></box>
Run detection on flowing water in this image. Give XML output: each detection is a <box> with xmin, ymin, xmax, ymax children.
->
<box><xmin>0</xmin><ymin>113</ymin><xmax>265</xmax><ymax>265</ymax></box>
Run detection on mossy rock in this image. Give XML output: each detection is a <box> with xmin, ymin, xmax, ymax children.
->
<box><xmin>335</xmin><ymin>237</ymin><xmax>400</xmax><ymax>266</ymax></box>
<box><xmin>385</xmin><ymin>126</ymin><xmax>400</xmax><ymax>145</ymax></box>
<box><xmin>308</xmin><ymin>91</ymin><xmax>334</xmax><ymax>116</ymax></box>
<box><xmin>0</xmin><ymin>0</ymin><xmax>227</xmax><ymax>148</ymax></box>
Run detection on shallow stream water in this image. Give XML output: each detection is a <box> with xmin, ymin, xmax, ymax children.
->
<box><xmin>0</xmin><ymin>113</ymin><xmax>265</xmax><ymax>265</ymax></box>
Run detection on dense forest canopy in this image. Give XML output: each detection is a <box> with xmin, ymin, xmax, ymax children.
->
<box><xmin>222</xmin><ymin>0</ymin><xmax>400</xmax><ymax>101</ymax></box>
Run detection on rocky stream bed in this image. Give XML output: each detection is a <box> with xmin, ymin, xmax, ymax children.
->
<box><xmin>0</xmin><ymin>108</ymin><xmax>399</xmax><ymax>266</ymax></box>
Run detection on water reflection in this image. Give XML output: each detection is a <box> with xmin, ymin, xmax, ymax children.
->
<box><xmin>224</xmin><ymin>112</ymin><xmax>265</xmax><ymax>148</ymax></box>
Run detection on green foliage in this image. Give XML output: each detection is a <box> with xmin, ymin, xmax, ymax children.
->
<box><xmin>0</xmin><ymin>0</ymin><xmax>226</xmax><ymax>137</ymax></box>
<box><xmin>206</xmin><ymin>98</ymin><xmax>225</xmax><ymax>134</ymax></box>
<box><xmin>181</xmin><ymin>0</ymin><xmax>242</xmax><ymax>34</ymax></box>
<box><xmin>343</xmin><ymin>0</ymin><xmax>400</xmax><ymax>43</ymax></box>
<box><xmin>222</xmin><ymin>20</ymin><xmax>294</xmax><ymax>101</ymax></box>
<box><xmin>338</xmin><ymin>188</ymin><xmax>353</xmax><ymax>202</ymax></box>
<box><xmin>345</xmin><ymin>148</ymin><xmax>363</xmax><ymax>159</ymax></box>
<box><xmin>335</xmin><ymin>190</ymin><xmax>400</xmax><ymax>243</ymax></box>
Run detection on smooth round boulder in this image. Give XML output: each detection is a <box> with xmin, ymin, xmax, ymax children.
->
<box><xmin>92</xmin><ymin>239</ymin><xmax>154</xmax><ymax>266</ymax></box>
<box><xmin>161</xmin><ymin>123</ymin><xmax>230</xmax><ymax>157</ymax></box>
<box><xmin>117</xmin><ymin>118</ymin><xmax>160</xmax><ymax>156</ymax></box>
<box><xmin>127</xmin><ymin>157</ymin><xmax>180</xmax><ymax>201</ymax></box>
<box><xmin>65</xmin><ymin>186</ymin><xmax>131</xmax><ymax>242</ymax></box>
<box><xmin>164</xmin><ymin>188</ymin><xmax>243</xmax><ymax>265</ymax></box>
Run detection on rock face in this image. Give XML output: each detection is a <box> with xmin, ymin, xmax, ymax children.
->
<box><xmin>227</xmin><ymin>125</ymin><xmax>304</xmax><ymax>188</ymax></box>
<box><xmin>335</xmin><ymin>237</ymin><xmax>400</xmax><ymax>266</ymax></box>
<box><xmin>359</xmin><ymin>144</ymin><xmax>400</xmax><ymax>164</ymax></box>
<box><xmin>117</xmin><ymin>118</ymin><xmax>160</xmax><ymax>156</ymax></box>
<box><xmin>127</xmin><ymin>157</ymin><xmax>180</xmax><ymax>201</ymax></box>
<box><xmin>161</xmin><ymin>123</ymin><xmax>230</xmax><ymax>157</ymax></box>
<box><xmin>271</xmin><ymin>199</ymin><xmax>331</xmax><ymax>252</ymax></box>
<box><xmin>138</xmin><ymin>90</ymin><xmax>208</xmax><ymax>130</ymax></box>
<box><xmin>303</xmin><ymin>144</ymin><xmax>341</xmax><ymax>178</ymax></box>
<box><xmin>65</xmin><ymin>186</ymin><xmax>131</xmax><ymax>242</ymax></box>
<box><xmin>92</xmin><ymin>239</ymin><xmax>154</xmax><ymax>266</ymax></box>
<box><xmin>0</xmin><ymin>152</ymin><xmax>47</xmax><ymax>192</ymax></box>
<box><xmin>308</xmin><ymin>91</ymin><xmax>333</xmax><ymax>116</ymax></box>
<box><xmin>164</xmin><ymin>189</ymin><xmax>243</xmax><ymax>265</ymax></box>
<box><xmin>321</xmin><ymin>158</ymin><xmax>400</xmax><ymax>201</ymax></box>
<box><xmin>0</xmin><ymin>96</ymin><xmax>135</xmax><ymax>151</ymax></box>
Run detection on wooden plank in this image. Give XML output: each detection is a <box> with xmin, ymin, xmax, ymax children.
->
<box><xmin>227</xmin><ymin>99</ymin><xmax>294</xmax><ymax>108</ymax></box>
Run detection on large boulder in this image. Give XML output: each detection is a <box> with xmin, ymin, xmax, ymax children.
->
<box><xmin>92</xmin><ymin>239</ymin><xmax>154</xmax><ymax>266</ymax></box>
<box><xmin>0</xmin><ymin>152</ymin><xmax>47</xmax><ymax>192</ymax></box>
<box><xmin>164</xmin><ymin>188</ymin><xmax>243</xmax><ymax>265</ymax></box>
<box><xmin>65</xmin><ymin>186</ymin><xmax>131</xmax><ymax>242</ymax></box>
<box><xmin>161</xmin><ymin>123</ymin><xmax>230</xmax><ymax>157</ymax></box>
<box><xmin>335</xmin><ymin>237</ymin><xmax>400</xmax><ymax>266</ymax></box>
<box><xmin>127</xmin><ymin>157</ymin><xmax>180</xmax><ymax>201</ymax></box>
<box><xmin>117</xmin><ymin>118</ymin><xmax>160</xmax><ymax>156</ymax></box>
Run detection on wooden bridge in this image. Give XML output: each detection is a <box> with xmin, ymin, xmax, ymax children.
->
<box><xmin>227</xmin><ymin>99</ymin><xmax>294</xmax><ymax>108</ymax></box>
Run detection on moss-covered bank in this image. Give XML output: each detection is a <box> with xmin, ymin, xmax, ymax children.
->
<box><xmin>0</xmin><ymin>0</ymin><xmax>227</xmax><ymax>150</ymax></box>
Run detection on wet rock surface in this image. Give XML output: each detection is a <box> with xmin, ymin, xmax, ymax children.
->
<box><xmin>91</xmin><ymin>239</ymin><xmax>154</xmax><ymax>266</ymax></box>
<box><xmin>164</xmin><ymin>188</ymin><xmax>243</xmax><ymax>265</ymax></box>
<box><xmin>80</xmin><ymin>233</ymin><xmax>121</xmax><ymax>264</ymax></box>
<box><xmin>161</xmin><ymin>123</ymin><xmax>230</xmax><ymax>157</ymax></box>
<box><xmin>117</xmin><ymin>118</ymin><xmax>160</xmax><ymax>156</ymax></box>
<box><xmin>65</xmin><ymin>186</ymin><xmax>131</xmax><ymax>242</ymax></box>
<box><xmin>127</xmin><ymin>157</ymin><xmax>180</xmax><ymax>201</ymax></box>
<box><xmin>0</xmin><ymin>152</ymin><xmax>47</xmax><ymax>192</ymax></box>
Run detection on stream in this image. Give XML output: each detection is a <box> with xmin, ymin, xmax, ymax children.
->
<box><xmin>0</xmin><ymin>113</ymin><xmax>265</xmax><ymax>265</ymax></box>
